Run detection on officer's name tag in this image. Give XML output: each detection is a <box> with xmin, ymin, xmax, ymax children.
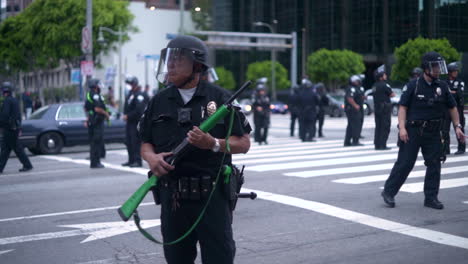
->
<box><xmin>417</xmin><ymin>95</ymin><xmax>425</xmax><ymax>98</ymax></box>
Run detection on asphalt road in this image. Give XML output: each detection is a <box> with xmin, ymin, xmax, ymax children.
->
<box><xmin>0</xmin><ymin>113</ymin><xmax>467</xmax><ymax>264</ymax></box>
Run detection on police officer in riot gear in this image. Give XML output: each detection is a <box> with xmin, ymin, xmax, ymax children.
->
<box><xmin>344</xmin><ymin>75</ymin><xmax>365</xmax><ymax>146</ymax></box>
<box><xmin>0</xmin><ymin>82</ymin><xmax>33</xmax><ymax>173</ymax></box>
<box><xmin>122</xmin><ymin>76</ymin><xmax>147</xmax><ymax>167</ymax></box>
<box><xmin>289</xmin><ymin>84</ymin><xmax>301</xmax><ymax>137</ymax></box>
<box><xmin>84</xmin><ymin>79</ymin><xmax>109</xmax><ymax>169</ymax></box>
<box><xmin>299</xmin><ymin>80</ymin><xmax>319</xmax><ymax>142</ymax></box>
<box><xmin>314</xmin><ymin>83</ymin><xmax>329</xmax><ymax>138</ymax></box>
<box><xmin>372</xmin><ymin>66</ymin><xmax>395</xmax><ymax>150</ymax></box>
<box><xmin>253</xmin><ymin>83</ymin><xmax>271</xmax><ymax>145</ymax></box>
<box><xmin>139</xmin><ymin>35</ymin><xmax>251</xmax><ymax>264</ymax></box>
<box><xmin>443</xmin><ymin>62</ymin><xmax>465</xmax><ymax>155</ymax></box>
<box><xmin>381</xmin><ymin>52</ymin><xmax>465</xmax><ymax>210</ymax></box>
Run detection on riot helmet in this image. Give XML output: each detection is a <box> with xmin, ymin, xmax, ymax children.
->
<box><xmin>411</xmin><ymin>67</ymin><xmax>423</xmax><ymax>78</ymax></box>
<box><xmin>1</xmin><ymin>81</ymin><xmax>13</xmax><ymax>94</ymax></box>
<box><xmin>155</xmin><ymin>35</ymin><xmax>209</xmax><ymax>86</ymax></box>
<box><xmin>447</xmin><ymin>62</ymin><xmax>460</xmax><ymax>72</ymax></box>
<box><xmin>421</xmin><ymin>51</ymin><xmax>447</xmax><ymax>80</ymax></box>
<box><xmin>125</xmin><ymin>76</ymin><xmax>139</xmax><ymax>87</ymax></box>
<box><xmin>350</xmin><ymin>75</ymin><xmax>361</xmax><ymax>86</ymax></box>
<box><xmin>374</xmin><ymin>64</ymin><xmax>386</xmax><ymax>80</ymax></box>
<box><xmin>88</xmin><ymin>78</ymin><xmax>103</xmax><ymax>91</ymax></box>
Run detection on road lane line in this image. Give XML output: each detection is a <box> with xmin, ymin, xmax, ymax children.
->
<box><xmin>284</xmin><ymin>156</ymin><xmax>468</xmax><ymax>178</ymax></box>
<box><xmin>243</xmin><ymin>187</ymin><xmax>468</xmax><ymax>250</ymax></box>
<box><xmin>334</xmin><ymin>165</ymin><xmax>468</xmax><ymax>184</ymax></box>
<box><xmin>396</xmin><ymin>177</ymin><xmax>468</xmax><ymax>193</ymax></box>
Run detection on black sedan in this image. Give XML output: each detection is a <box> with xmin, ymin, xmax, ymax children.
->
<box><xmin>20</xmin><ymin>102</ymin><xmax>126</xmax><ymax>154</ymax></box>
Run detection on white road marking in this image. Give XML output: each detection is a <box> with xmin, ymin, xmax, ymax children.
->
<box><xmin>396</xmin><ymin>177</ymin><xmax>468</xmax><ymax>193</ymax></box>
<box><xmin>243</xmin><ymin>187</ymin><xmax>468</xmax><ymax>250</ymax></box>
<box><xmin>334</xmin><ymin>165</ymin><xmax>468</xmax><ymax>184</ymax></box>
<box><xmin>0</xmin><ymin>168</ymin><xmax>84</xmax><ymax>178</ymax></box>
<box><xmin>284</xmin><ymin>156</ymin><xmax>468</xmax><ymax>178</ymax></box>
<box><xmin>0</xmin><ymin>250</ymin><xmax>14</xmax><ymax>256</ymax></box>
<box><xmin>247</xmin><ymin>153</ymin><xmax>398</xmax><ymax>172</ymax></box>
<box><xmin>464</xmin><ymin>201</ymin><xmax>468</xmax><ymax>204</ymax></box>
<box><xmin>237</xmin><ymin>147</ymin><xmax>398</xmax><ymax>165</ymax></box>
<box><xmin>0</xmin><ymin>203</ymin><xmax>154</xmax><ymax>223</ymax></box>
<box><xmin>0</xmin><ymin>220</ymin><xmax>160</xmax><ymax>245</ymax></box>
<box><xmin>76</xmin><ymin>253</ymin><xmax>163</xmax><ymax>264</ymax></box>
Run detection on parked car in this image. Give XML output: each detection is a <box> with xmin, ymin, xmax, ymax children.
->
<box><xmin>238</xmin><ymin>98</ymin><xmax>252</xmax><ymax>116</ymax></box>
<box><xmin>270</xmin><ymin>101</ymin><xmax>289</xmax><ymax>114</ymax></box>
<box><xmin>364</xmin><ymin>88</ymin><xmax>402</xmax><ymax>116</ymax></box>
<box><xmin>19</xmin><ymin>102</ymin><xmax>126</xmax><ymax>154</ymax></box>
<box><xmin>325</xmin><ymin>95</ymin><xmax>345</xmax><ymax>117</ymax></box>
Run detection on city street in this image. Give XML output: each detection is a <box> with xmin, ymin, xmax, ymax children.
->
<box><xmin>0</xmin><ymin>113</ymin><xmax>467</xmax><ymax>264</ymax></box>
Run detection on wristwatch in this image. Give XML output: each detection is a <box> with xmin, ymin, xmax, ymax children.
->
<box><xmin>455</xmin><ymin>124</ymin><xmax>463</xmax><ymax>130</ymax></box>
<box><xmin>211</xmin><ymin>138</ymin><xmax>220</xmax><ymax>152</ymax></box>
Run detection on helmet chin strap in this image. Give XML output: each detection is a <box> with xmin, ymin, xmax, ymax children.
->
<box><xmin>424</xmin><ymin>71</ymin><xmax>438</xmax><ymax>82</ymax></box>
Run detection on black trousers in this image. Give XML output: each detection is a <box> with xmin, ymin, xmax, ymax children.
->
<box><xmin>301</xmin><ymin>118</ymin><xmax>317</xmax><ymax>141</ymax></box>
<box><xmin>254</xmin><ymin>115</ymin><xmax>269</xmax><ymax>143</ymax></box>
<box><xmin>88</xmin><ymin>123</ymin><xmax>104</xmax><ymax>167</ymax></box>
<box><xmin>384</xmin><ymin>125</ymin><xmax>442</xmax><ymax>199</ymax></box>
<box><xmin>0</xmin><ymin>129</ymin><xmax>33</xmax><ymax>172</ymax></box>
<box><xmin>315</xmin><ymin>110</ymin><xmax>325</xmax><ymax>137</ymax></box>
<box><xmin>374</xmin><ymin>109</ymin><xmax>391</xmax><ymax>148</ymax></box>
<box><xmin>125</xmin><ymin>122</ymin><xmax>142</xmax><ymax>164</ymax></box>
<box><xmin>159</xmin><ymin>182</ymin><xmax>235</xmax><ymax>264</ymax></box>
<box><xmin>290</xmin><ymin>112</ymin><xmax>299</xmax><ymax>137</ymax></box>
<box><xmin>344</xmin><ymin>109</ymin><xmax>362</xmax><ymax>145</ymax></box>
<box><xmin>443</xmin><ymin>106</ymin><xmax>466</xmax><ymax>153</ymax></box>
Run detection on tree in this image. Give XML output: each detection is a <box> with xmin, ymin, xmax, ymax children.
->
<box><xmin>0</xmin><ymin>0</ymin><xmax>136</xmax><ymax>73</ymax></box>
<box><xmin>190</xmin><ymin>0</ymin><xmax>212</xmax><ymax>31</ymax></box>
<box><xmin>391</xmin><ymin>37</ymin><xmax>461</xmax><ymax>82</ymax></box>
<box><xmin>214</xmin><ymin>66</ymin><xmax>236</xmax><ymax>90</ymax></box>
<box><xmin>246</xmin><ymin>60</ymin><xmax>291</xmax><ymax>91</ymax></box>
<box><xmin>306</xmin><ymin>49</ymin><xmax>365</xmax><ymax>91</ymax></box>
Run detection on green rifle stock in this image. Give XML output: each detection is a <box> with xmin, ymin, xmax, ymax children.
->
<box><xmin>118</xmin><ymin>81</ymin><xmax>252</xmax><ymax>222</ymax></box>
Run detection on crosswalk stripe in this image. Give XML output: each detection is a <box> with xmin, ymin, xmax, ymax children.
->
<box><xmin>393</xmin><ymin>177</ymin><xmax>468</xmax><ymax>193</ymax></box>
<box><xmin>284</xmin><ymin>156</ymin><xmax>468</xmax><ymax>178</ymax></box>
<box><xmin>333</xmin><ymin>165</ymin><xmax>467</xmax><ymax>184</ymax></box>
<box><xmin>247</xmin><ymin>139</ymin><xmax>347</xmax><ymax>152</ymax></box>
<box><xmin>246</xmin><ymin>152</ymin><xmax>399</xmax><ymax>172</ymax></box>
<box><xmin>464</xmin><ymin>201</ymin><xmax>468</xmax><ymax>204</ymax></box>
<box><xmin>236</xmin><ymin>141</ymin><xmax>377</xmax><ymax>159</ymax></box>
<box><xmin>237</xmin><ymin>146</ymin><xmax>398</xmax><ymax>165</ymax></box>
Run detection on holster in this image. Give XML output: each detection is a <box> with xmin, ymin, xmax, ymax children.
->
<box><xmin>222</xmin><ymin>164</ymin><xmax>245</xmax><ymax>211</ymax></box>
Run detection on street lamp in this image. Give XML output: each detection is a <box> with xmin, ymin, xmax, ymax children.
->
<box><xmin>98</xmin><ymin>26</ymin><xmax>125</xmax><ymax>112</ymax></box>
<box><xmin>253</xmin><ymin>21</ymin><xmax>277</xmax><ymax>101</ymax></box>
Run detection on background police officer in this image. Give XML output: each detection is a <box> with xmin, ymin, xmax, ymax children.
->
<box><xmin>443</xmin><ymin>62</ymin><xmax>465</xmax><ymax>155</ymax></box>
<box><xmin>139</xmin><ymin>35</ymin><xmax>251</xmax><ymax>264</ymax></box>
<box><xmin>411</xmin><ymin>67</ymin><xmax>423</xmax><ymax>80</ymax></box>
<box><xmin>253</xmin><ymin>83</ymin><xmax>270</xmax><ymax>145</ymax></box>
<box><xmin>314</xmin><ymin>82</ymin><xmax>329</xmax><ymax>138</ymax></box>
<box><xmin>122</xmin><ymin>76</ymin><xmax>147</xmax><ymax>167</ymax></box>
<box><xmin>344</xmin><ymin>75</ymin><xmax>365</xmax><ymax>146</ymax></box>
<box><xmin>381</xmin><ymin>52</ymin><xmax>465</xmax><ymax>210</ymax></box>
<box><xmin>289</xmin><ymin>84</ymin><xmax>300</xmax><ymax>137</ymax></box>
<box><xmin>372</xmin><ymin>66</ymin><xmax>395</xmax><ymax>150</ymax></box>
<box><xmin>84</xmin><ymin>79</ymin><xmax>109</xmax><ymax>169</ymax></box>
<box><xmin>0</xmin><ymin>82</ymin><xmax>33</xmax><ymax>173</ymax></box>
<box><xmin>299</xmin><ymin>80</ymin><xmax>319</xmax><ymax>142</ymax></box>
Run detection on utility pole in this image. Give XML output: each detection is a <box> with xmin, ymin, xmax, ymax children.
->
<box><xmin>86</xmin><ymin>0</ymin><xmax>93</xmax><ymax>71</ymax></box>
<box><xmin>179</xmin><ymin>0</ymin><xmax>185</xmax><ymax>34</ymax></box>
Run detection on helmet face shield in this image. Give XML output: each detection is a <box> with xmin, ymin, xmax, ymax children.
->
<box><xmin>156</xmin><ymin>48</ymin><xmax>195</xmax><ymax>85</ymax></box>
<box><xmin>428</xmin><ymin>60</ymin><xmax>448</xmax><ymax>75</ymax></box>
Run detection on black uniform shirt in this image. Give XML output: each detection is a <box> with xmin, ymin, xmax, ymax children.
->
<box><xmin>252</xmin><ymin>94</ymin><xmax>271</xmax><ymax>116</ymax></box>
<box><xmin>345</xmin><ymin>85</ymin><xmax>364</xmax><ymax>108</ymax></box>
<box><xmin>399</xmin><ymin>78</ymin><xmax>456</xmax><ymax>121</ymax></box>
<box><xmin>0</xmin><ymin>95</ymin><xmax>21</xmax><ymax>129</ymax></box>
<box><xmin>373</xmin><ymin>81</ymin><xmax>393</xmax><ymax>105</ymax></box>
<box><xmin>447</xmin><ymin>78</ymin><xmax>465</xmax><ymax>106</ymax></box>
<box><xmin>84</xmin><ymin>91</ymin><xmax>106</xmax><ymax>125</ymax></box>
<box><xmin>139</xmin><ymin>81</ymin><xmax>252</xmax><ymax>178</ymax></box>
<box><xmin>124</xmin><ymin>90</ymin><xmax>147</xmax><ymax>123</ymax></box>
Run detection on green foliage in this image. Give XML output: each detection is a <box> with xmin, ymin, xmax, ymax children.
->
<box><xmin>190</xmin><ymin>0</ymin><xmax>212</xmax><ymax>31</ymax></box>
<box><xmin>391</xmin><ymin>37</ymin><xmax>461</xmax><ymax>81</ymax></box>
<box><xmin>0</xmin><ymin>0</ymin><xmax>136</xmax><ymax>73</ymax></box>
<box><xmin>246</xmin><ymin>60</ymin><xmax>291</xmax><ymax>90</ymax></box>
<box><xmin>214</xmin><ymin>66</ymin><xmax>236</xmax><ymax>90</ymax></box>
<box><xmin>43</xmin><ymin>85</ymin><xmax>78</xmax><ymax>104</ymax></box>
<box><xmin>306</xmin><ymin>49</ymin><xmax>365</xmax><ymax>90</ymax></box>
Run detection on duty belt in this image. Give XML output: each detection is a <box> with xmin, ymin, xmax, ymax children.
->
<box><xmin>406</xmin><ymin>119</ymin><xmax>442</xmax><ymax>128</ymax></box>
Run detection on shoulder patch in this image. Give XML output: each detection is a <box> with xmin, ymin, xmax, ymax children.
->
<box><xmin>402</xmin><ymin>85</ymin><xmax>407</xmax><ymax>92</ymax></box>
<box><xmin>137</xmin><ymin>95</ymin><xmax>144</xmax><ymax>102</ymax></box>
<box><xmin>93</xmin><ymin>94</ymin><xmax>99</xmax><ymax>101</ymax></box>
<box><xmin>386</xmin><ymin>83</ymin><xmax>391</xmax><ymax>88</ymax></box>
<box><xmin>351</xmin><ymin>87</ymin><xmax>356</xmax><ymax>93</ymax></box>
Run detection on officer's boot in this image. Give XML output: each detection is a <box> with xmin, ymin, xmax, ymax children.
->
<box><xmin>454</xmin><ymin>144</ymin><xmax>465</xmax><ymax>155</ymax></box>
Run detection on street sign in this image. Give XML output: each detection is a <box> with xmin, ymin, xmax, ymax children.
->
<box><xmin>81</xmin><ymin>26</ymin><xmax>91</xmax><ymax>54</ymax></box>
<box><xmin>70</xmin><ymin>68</ymin><xmax>81</xmax><ymax>85</ymax></box>
<box><xmin>80</xmin><ymin>61</ymin><xmax>94</xmax><ymax>77</ymax></box>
